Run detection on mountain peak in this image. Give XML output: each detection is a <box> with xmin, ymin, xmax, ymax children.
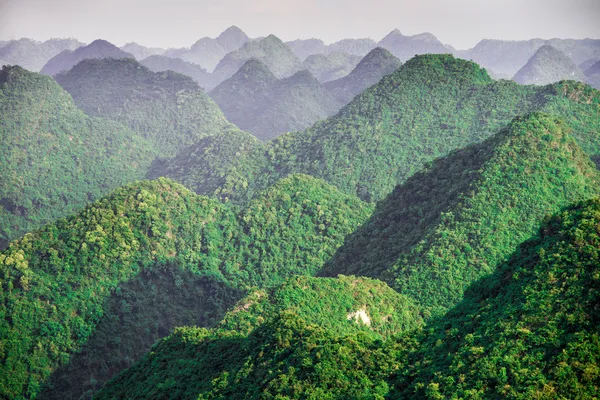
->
<box><xmin>236</xmin><ymin>58</ymin><xmax>278</xmax><ymax>80</ymax></box>
<box><xmin>513</xmin><ymin>44</ymin><xmax>585</xmax><ymax>85</ymax></box>
<box><xmin>216</xmin><ymin>25</ymin><xmax>249</xmax><ymax>52</ymax></box>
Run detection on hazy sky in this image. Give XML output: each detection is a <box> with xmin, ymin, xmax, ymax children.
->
<box><xmin>0</xmin><ymin>0</ymin><xmax>599</xmax><ymax>49</ymax></box>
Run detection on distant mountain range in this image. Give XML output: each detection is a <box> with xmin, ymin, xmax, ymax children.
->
<box><xmin>40</xmin><ymin>39</ymin><xmax>134</xmax><ymax>75</ymax></box>
<box><xmin>302</xmin><ymin>52</ymin><xmax>361</xmax><ymax>82</ymax></box>
<box><xmin>139</xmin><ymin>54</ymin><xmax>216</xmax><ymax>90</ymax></box>
<box><xmin>513</xmin><ymin>44</ymin><xmax>585</xmax><ymax>85</ymax></box>
<box><xmin>0</xmin><ymin>38</ymin><xmax>83</xmax><ymax>71</ymax></box>
<box><xmin>324</xmin><ymin>47</ymin><xmax>401</xmax><ymax>104</ymax></box>
<box><xmin>120</xmin><ymin>42</ymin><xmax>165</xmax><ymax>60</ymax></box>
<box><xmin>210</xmin><ymin>60</ymin><xmax>342</xmax><ymax>139</ymax></box>
<box><xmin>162</xmin><ymin>26</ymin><xmax>249</xmax><ymax>71</ymax></box>
<box><xmin>212</xmin><ymin>34</ymin><xmax>303</xmax><ymax>82</ymax></box>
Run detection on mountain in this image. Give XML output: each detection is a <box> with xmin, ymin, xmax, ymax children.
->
<box><xmin>583</xmin><ymin>60</ymin><xmax>600</xmax><ymax>89</ymax></box>
<box><xmin>96</xmin><ymin>194</ymin><xmax>600</xmax><ymax>399</ymax></box>
<box><xmin>210</xmin><ymin>60</ymin><xmax>342</xmax><ymax>139</ymax></box>
<box><xmin>324</xmin><ymin>47</ymin><xmax>401</xmax><ymax>104</ymax></box>
<box><xmin>0</xmin><ymin>38</ymin><xmax>83</xmax><ymax>72</ymax></box>
<box><xmin>391</xmin><ymin>196</ymin><xmax>600</xmax><ymax>398</ymax></box>
<box><xmin>513</xmin><ymin>44</ymin><xmax>586</xmax><ymax>85</ymax></box>
<box><xmin>139</xmin><ymin>54</ymin><xmax>216</xmax><ymax>90</ymax></box>
<box><xmin>286</xmin><ymin>38</ymin><xmax>326</xmax><ymax>60</ymax></box>
<box><xmin>95</xmin><ymin>275</ymin><xmax>422</xmax><ymax>399</ymax></box>
<box><xmin>321</xmin><ymin>113</ymin><xmax>600</xmax><ymax>315</ymax></box>
<box><xmin>40</xmin><ymin>39</ymin><xmax>133</xmax><ymax>75</ymax></box>
<box><xmin>378</xmin><ymin>29</ymin><xmax>447</xmax><ymax>61</ymax></box>
<box><xmin>0</xmin><ymin>175</ymin><xmax>373</xmax><ymax>399</ymax></box>
<box><xmin>213</xmin><ymin>35</ymin><xmax>303</xmax><ymax>82</ymax></box>
<box><xmin>162</xmin><ymin>26</ymin><xmax>249</xmax><ymax>72</ymax></box>
<box><xmin>215</xmin><ymin>25</ymin><xmax>250</xmax><ymax>53</ymax></box>
<box><xmin>463</xmin><ymin>38</ymin><xmax>600</xmax><ymax>78</ymax></box>
<box><xmin>325</xmin><ymin>38</ymin><xmax>377</xmax><ymax>56</ymax></box>
<box><xmin>463</xmin><ymin>38</ymin><xmax>547</xmax><ymax>78</ymax></box>
<box><xmin>302</xmin><ymin>52</ymin><xmax>362</xmax><ymax>82</ymax></box>
<box><xmin>153</xmin><ymin>54</ymin><xmax>600</xmax><ymax>205</ymax></box>
<box><xmin>120</xmin><ymin>42</ymin><xmax>165</xmax><ymax>60</ymax></box>
<box><xmin>55</xmin><ymin>58</ymin><xmax>235</xmax><ymax>157</ymax></box>
<box><xmin>0</xmin><ymin>65</ymin><xmax>155</xmax><ymax>246</ymax></box>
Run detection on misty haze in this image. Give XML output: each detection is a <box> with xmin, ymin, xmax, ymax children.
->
<box><xmin>0</xmin><ymin>0</ymin><xmax>600</xmax><ymax>398</ymax></box>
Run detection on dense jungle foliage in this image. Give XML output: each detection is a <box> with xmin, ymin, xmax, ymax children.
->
<box><xmin>154</xmin><ymin>54</ymin><xmax>600</xmax><ymax>204</ymax></box>
<box><xmin>0</xmin><ymin>175</ymin><xmax>372</xmax><ymax>398</ymax></box>
<box><xmin>55</xmin><ymin>58</ymin><xmax>237</xmax><ymax>157</ymax></box>
<box><xmin>0</xmin><ymin>65</ymin><xmax>155</xmax><ymax>245</ymax></box>
<box><xmin>322</xmin><ymin>113</ymin><xmax>600</xmax><ymax>316</ymax></box>
<box><xmin>95</xmin><ymin>275</ymin><xmax>423</xmax><ymax>399</ymax></box>
<box><xmin>97</xmin><ymin>198</ymin><xmax>600</xmax><ymax>399</ymax></box>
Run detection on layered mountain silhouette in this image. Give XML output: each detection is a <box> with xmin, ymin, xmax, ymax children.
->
<box><xmin>0</xmin><ymin>38</ymin><xmax>83</xmax><ymax>71</ymax></box>
<box><xmin>163</xmin><ymin>26</ymin><xmax>249</xmax><ymax>71</ymax></box>
<box><xmin>154</xmin><ymin>54</ymin><xmax>600</xmax><ymax>205</ymax></box>
<box><xmin>302</xmin><ymin>52</ymin><xmax>361</xmax><ymax>82</ymax></box>
<box><xmin>210</xmin><ymin>60</ymin><xmax>342</xmax><ymax>139</ymax></box>
<box><xmin>513</xmin><ymin>44</ymin><xmax>585</xmax><ymax>85</ymax></box>
<box><xmin>286</xmin><ymin>38</ymin><xmax>326</xmax><ymax>60</ymax></box>
<box><xmin>120</xmin><ymin>42</ymin><xmax>165</xmax><ymax>60</ymax></box>
<box><xmin>212</xmin><ymin>35</ymin><xmax>303</xmax><ymax>82</ymax></box>
<box><xmin>40</xmin><ymin>39</ymin><xmax>133</xmax><ymax>75</ymax></box>
<box><xmin>139</xmin><ymin>54</ymin><xmax>216</xmax><ymax>90</ymax></box>
<box><xmin>377</xmin><ymin>29</ymin><xmax>447</xmax><ymax>61</ymax></box>
<box><xmin>324</xmin><ymin>47</ymin><xmax>401</xmax><ymax>104</ymax></box>
<box><xmin>55</xmin><ymin>58</ymin><xmax>235</xmax><ymax>156</ymax></box>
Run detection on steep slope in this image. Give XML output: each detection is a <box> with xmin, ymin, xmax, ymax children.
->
<box><xmin>0</xmin><ymin>38</ymin><xmax>83</xmax><ymax>72</ymax></box>
<box><xmin>0</xmin><ymin>65</ymin><xmax>155</xmax><ymax>245</ymax></box>
<box><xmin>392</xmin><ymin>197</ymin><xmax>600</xmax><ymax>398</ymax></box>
<box><xmin>513</xmin><ymin>45</ymin><xmax>585</xmax><ymax>85</ymax></box>
<box><xmin>215</xmin><ymin>25</ymin><xmax>250</xmax><ymax>53</ymax></box>
<box><xmin>55</xmin><ymin>58</ymin><xmax>235</xmax><ymax>157</ymax></box>
<box><xmin>95</xmin><ymin>275</ymin><xmax>422</xmax><ymax>400</ymax></box>
<box><xmin>120</xmin><ymin>42</ymin><xmax>165</xmax><ymax>60</ymax></box>
<box><xmin>286</xmin><ymin>38</ymin><xmax>326</xmax><ymax>60</ymax></box>
<box><xmin>324</xmin><ymin>47</ymin><xmax>401</xmax><ymax>104</ymax></box>
<box><xmin>213</xmin><ymin>35</ymin><xmax>303</xmax><ymax>82</ymax></box>
<box><xmin>326</xmin><ymin>38</ymin><xmax>377</xmax><ymax>56</ymax></box>
<box><xmin>153</xmin><ymin>54</ymin><xmax>600</xmax><ymax>205</ymax></box>
<box><xmin>322</xmin><ymin>113</ymin><xmax>600</xmax><ymax>316</ymax></box>
<box><xmin>210</xmin><ymin>61</ymin><xmax>342</xmax><ymax>140</ymax></box>
<box><xmin>209</xmin><ymin>59</ymin><xmax>279</xmax><ymax>129</ymax></box>
<box><xmin>378</xmin><ymin>29</ymin><xmax>447</xmax><ymax>61</ymax></box>
<box><xmin>464</xmin><ymin>38</ymin><xmax>600</xmax><ymax>78</ymax></box>
<box><xmin>0</xmin><ymin>175</ymin><xmax>373</xmax><ymax>399</ymax></box>
<box><xmin>97</xmin><ymin>195</ymin><xmax>600</xmax><ymax>399</ymax></box>
<box><xmin>584</xmin><ymin>60</ymin><xmax>600</xmax><ymax>89</ymax></box>
<box><xmin>40</xmin><ymin>39</ymin><xmax>133</xmax><ymax>75</ymax></box>
<box><xmin>302</xmin><ymin>52</ymin><xmax>362</xmax><ymax>82</ymax></box>
<box><xmin>139</xmin><ymin>54</ymin><xmax>216</xmax><ymax>90</ymax></box>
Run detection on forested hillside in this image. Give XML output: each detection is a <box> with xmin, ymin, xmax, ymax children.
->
<box><xmin>212</xmin><ymin>35</ymin><xmax>303</xmax><ymax>82</ymax></box>
<box><xmin>40</xmin><ymin>39</ymin><xmax>133</xmax><ymax>76</ymax></box>
<box><xmin>154</xmin><ymin>54</ymin><xmax>600</xmax><ymax>204</ymax></box>
<box><xmin>513</xmin><ymin>44</ymin><xmax>585</xmax><ymax>85</ymax></box>
<box><xmin>55</xmin><ymin>58</ymin><xmax>236</xmax><ymax>157</ymax></box>
<box><xmin>0</xmin><ymin>175</ymin><xmax>372</xmax><ymax>398</ymax></box>
<box><xmin>324</xmin><ymin>47</ymin><xmax>401</xmax><ymax>104</ymax></box>
<box><xmin>210</xmin><ymin>60</ymin><xmax>342</xmax><ymax>139</ymax></box>
<box><xmin>321</xmin><ymin>113</ymin><xmax>600</xmax><ymax>315</ymax></box>
<box><xmin>96</xmin><ymin>197</ymin><xmax>600</xmax><ymax>399</ymax></box>
<box><xmin>302</xmin><ymin>52</ymin><xmax>361</xmax><ymax>82</ymax></box>
<box><xmin>0</xmin><ymin>65</ymin><xmax>155</xmax><ymax>246</ymax></box>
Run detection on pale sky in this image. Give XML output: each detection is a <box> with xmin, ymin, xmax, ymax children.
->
<box><xmin>0</xmin><ymin>0</ymin><xmax>599</xmax><ymax>50</ymax></box>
